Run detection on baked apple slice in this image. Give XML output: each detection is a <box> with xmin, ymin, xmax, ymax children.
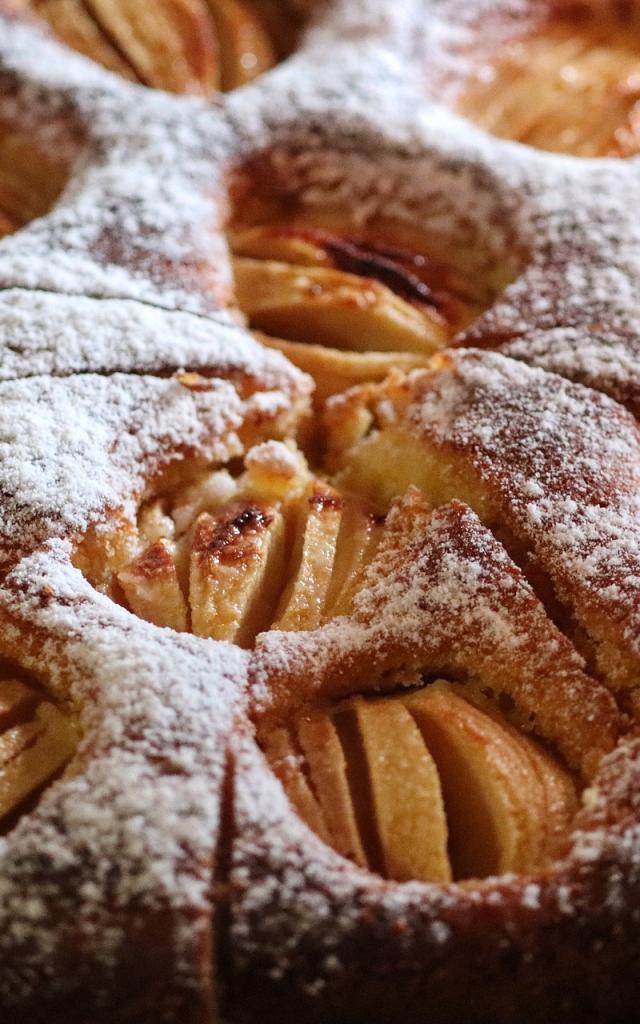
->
<box><xmin>189</xmin><ymin>501</ymin><xmax>286</xmax><ymax>643</ymax></box>
<box><xmin>265</xmin><ymin>682</ymin><xmax>578</xmax><ymax>884</ymax></box>
<box><xmin>296</xmin><ymin>710</ymin><xmax>368</xmax><ymax>868</ymax></box>
<box><xmin>349</xmin><ymin>696</ymin><xmax>451</xmax><ymax>883</ymax></box>
<box><xmin>323</xmin><ymin>500</ymin><xmax>383</xmax><ymax>620</ymax></box>
<box><xmin>403</xmin><ymin>682</ymin><xmax>577</xmax><ymax>878</ymax></box>
<box><xmin>34</xmin><ymin>0</ymin><xmax>138</xmax><ymax>80</ymax></box>
<box><xmin>27</xmin><ymin>0</ymin><xmax>297</xmax><ymax>94</ymax></box>
<box><xmin>118</xmin><ymin>537</ymin><xmax>189</xmax><ymax>632</ymax></box>
<box><xmin>230</xmin><ymin>223</ymin><xmax>481</xmax><ymax>397</ymax></box>
<box><xmin>456</xmin><ymin>6</ymin><xmax>640</xmax><ymax>157</ymax></box>
<box><xmin>115</xmin><ymin>441</ymin><xmax>385</xmax><ymax>644</ymax></box>
<box><xmin>274</xmin><ymin>480</ymin><xmax>343</xmax><ymax>632</ymax></box>
<box><xmin>115</xmin><ymin>444</ymin><xmax>305</xmax><ymax>645</ymax></box>
<box><xmin>0</xmin><ymin>121</ymin><xmax>70</xmax><ymax>231</ymax></box>
<box><xmin>455</xmin><ymin>685</ymin><xmax>581</xmax><ymax>859</ymax></box>
<box><xmin>82</xmin><ymin>0</ymin><xmax>219</xmax><ymax>93</ymax></box>
<box><xmin>0</xmin><ymin>680</ymin><xmax>77</xmax><ymax>828</ymax></box>
<box><xmin>258</xmin><ymin>335</ymin><xmax>425</xmax><ymax>402</ymax></box>
<box><xmin>233</xmin><ymin>257</ymin><xmax>448</xmax><ymax>355</ymax></box>
<box><xmin>262</xmin><ymin>725</ymin><xmax>331</xmax><ymax>845</ymax></box>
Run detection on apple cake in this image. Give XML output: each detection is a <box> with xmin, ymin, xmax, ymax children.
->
<box><xmin>0</xmin><ymin>1</ymin><xmax>639</xmax><ymax>1022</ymax></box>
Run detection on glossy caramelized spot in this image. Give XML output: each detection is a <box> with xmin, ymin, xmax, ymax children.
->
<box><xmin>307</xmin><ymin>489</ymin><xmax>343</xmax><ymax>513</ymax></box>
<box><xmin>189</xmin><ymin>503</ymin><xmax>286</xmax><ymax>643</ymax></box>
<box><xmin>456</xmin><ymin>5</ymin><xmax>640</xmax><ymax>157</ymax></box>
<box><xmin>194</xmin><ymin>502</ymin><xmax>276</xmax><ymax>564</ymax></box>
<box><xmin>320</xmin><ymin>236</ymin><xmax>445</xmax><ymax>311</ymax></box>
<box><xmin>265</xmin><ymin>682</ymin><xmax>579</xmax><ymax>883</ymax></box>
<box><xmin>122</xmin><ymin>536</ymin><xmax>176</xmax><ymax>578</ymax></box>
<box><xmin>27</xmin><ymin>0</ymin><xmax>306</xmax><ymax>94</ymax></box>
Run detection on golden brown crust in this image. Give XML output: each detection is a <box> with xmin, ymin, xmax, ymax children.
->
<box><xmin>2</xmin><ymin>2</ymin><xmax>640</xmax><ymax>1021</ymax></box>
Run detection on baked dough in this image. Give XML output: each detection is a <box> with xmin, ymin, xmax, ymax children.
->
<box><xmin>0</xmin><ymin>2</ymin><xmax>639</xmax><ymax>1022</ymax></box>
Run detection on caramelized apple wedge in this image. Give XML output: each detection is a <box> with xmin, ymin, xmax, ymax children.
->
<box><xmin>229</xmin><ymin>220</ymin><xmax>490</xmax><ymax>394</ymax></box>
<box><xmin>260</xmin><ymin>334</ymin><xmax>426</xmax><ymax>400</ymax></box>
<box><xmin>29</xmin><ymin>0</ymin><xmax>294</xmax><ymax>95</ymax></box>
<box><xmin>457</xmin><ymin>685</ymin><xmax>579</xmax><ymax>862</ymax></box>
<box><xmin>0</xmin><ymin>697</ymin><xmax>77</xmax><ymax>825</ymax></box>
<box><xmin>266</xmin><ymin>682</ymin><xmax>578</xmax><ymax>884</ymax></box>
<box><xmin>351</xmin><ymin>697</ymin><xmax>451</xmax><ymax>883</ymax></box>
<box><xmin>230</xmin><ymin>226</ymin><xmax>332</xmax><ymax>266</ymax></box>
<box><xmin>263</xmin><ymin>725</ymin><xmax>331</xmax><ymax>846</ymax></box>
<box><xmin>297</xmin><ymin>710</ymin><xmax>368</xmax><ymax>868</ymax></box>
<box><xmin>456</xmin><ymin>11</ymin><xmax>640</xmax><ymax>157</ymax></box>
<box><xmin>274</xmin><ymin>480</ymin><xmax>343</xmax><ymax>632</ymax></box>
<box><xmin>323</xmin><ymin>501</ymin><xmax>383</xmax><ymax>619</ymax></box>
<box><xmin>118</xmin><ymin>538</ymin><xmax>189</xmax><ymax>632</ymax></box>
<box><xmin>113</xmin><ymin>443</ymin><xmax>314</xmax><ymax>641</ymax></box>
<box><xmin>189</xmin><ymin>501</ymin><xmax>286</xmax><ymax>645</ymax></box>
<box><xmin>233</xmin><ymin>257</ymin><xmax>448</xmax><ymax>355</ymax></box>
<box><xmin>111</xmin><ymin>443</ymin><xmax>401</xmax><ymax>643</ymax></box>
<box><xmin>230</xmin><ymin>223</ymin><xmax>482</xmax><ymax>320</ymax></box>
<box><xmin>35</xmin><ymin>0</ymin><xmax>139</xmax><ymax>80</ymax></box>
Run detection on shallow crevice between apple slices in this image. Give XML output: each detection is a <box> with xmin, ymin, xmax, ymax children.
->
<box><xmin>264</xmin><ymin>681</ymin><xmax>580</xmax><ymax>885</ymax></box>
<box><xmin>227</xmin><ymin>217</ymin><xmax>494</xmax><ymax>400</ymax></box>
<box><xmin>27</xmin><ymin>0</ymin><xmax>306</xmax><ymax>95</ymax></box>
<box><xmin>87</xmin><ymin>439</ymin><xmax>385</xmax><ymax>647</ymax></box>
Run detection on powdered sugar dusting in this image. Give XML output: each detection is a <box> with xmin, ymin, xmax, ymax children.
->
<box><xmin>0</xmin><ymin>545</ymin><xmax>248</xmax><ymax>1018</ymax></box>
<box><xmin>402</xmin><ymin>351</ymin><xmax>640</xmax><ymax>687</ymax></box>
<box><xmin>0</xmin><ymin>17</ymin><xmax>236</xmax><ymax>314</ymax></box>
<box><xmin>0</xmin><ymin>366</ymin><xmax>306</xmax><ymax>571</ymax></box>
<box><xmin>252</xmin><ymin>494</ymin><xmax>618</xmax><ymax>775</ymax></box>
<box><xmin>0</xmin><ymin>1</ymin><xmax>640</xmax><ymax>1020</ymax></box>
<box><xmin>227</xmin><ymin>723</ymin><xmax>640</xmax><ymax>1020</ymax></box>
<box><xmin>0</xmin><ymin>288</ymin><xmax>311</xmax><ymax>398</ymax></box>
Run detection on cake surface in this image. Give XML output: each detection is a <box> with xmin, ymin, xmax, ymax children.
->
<box><xmin>0</xmin><ymin>1</ymin><xmax>640</xmax><ymax>1022</ymax></box>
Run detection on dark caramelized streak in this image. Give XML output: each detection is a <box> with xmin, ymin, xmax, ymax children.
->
<box><xmin>250</xmin><ymin>223</ymin><xmax>450</xmax><ymax>309</ymax></box>
<box><xmin>323</xmin><ymin>237</ymin><xmax>442</xmax><ymax>310</ymax></box>
<box><xmin>195</xmin><ymin>503</ymin><xmax>275</xmax><ymax>566</ymax></box>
